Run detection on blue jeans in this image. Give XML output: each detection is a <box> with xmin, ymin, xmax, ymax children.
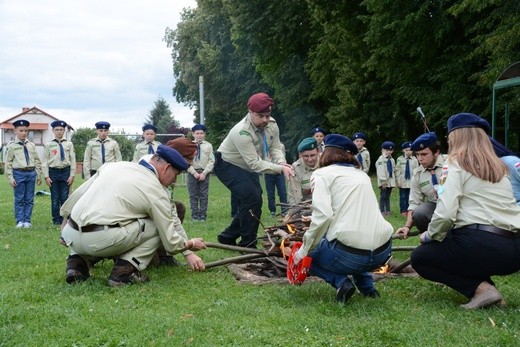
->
<box><xmin>309</xmin><ymin>238</ymin><xmax>392</xmax><ymax>294</ymax></box>
<box><xmin>13</xmin><ymin>169</ymin><xmax>37</xmax><ymax>224</ymax></box>
<box><xmin>49</xmin><ymin>167</ymin><xmax>71</xmax><ymax>224</ymax></box>
<box><xmin>399</xmin><ymin>188</ymin><xmax>410</xmax><ymax>213</ymax></box>
<box><xmin>264</xmin><ymin>173</ymin><xmax>287</xmax><ymax>214</ymax></box>
<box><xmin>214</xmin><ymin>152</ymin><xmax>263</xmax><ymax>247</ymax></box>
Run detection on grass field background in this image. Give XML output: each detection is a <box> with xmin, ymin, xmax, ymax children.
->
<box><xmin>1</xmin><ymin>173</ymin><xmax>520</xmax><ymax>346</ymax></box>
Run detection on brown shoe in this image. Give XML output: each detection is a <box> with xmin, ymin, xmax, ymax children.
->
<box><xmin>107</xmin><ymin>259</ymin><xmax>149</xmax><ymax>287</ymax></box>
<box><xmin>66</xmin><ymin>255</ymin><xmax>90</xmax><ymax>284</ymax></box>
<box><xmin>460</xmin><ymin>282</ymin><xmax>503</xmax><ymax>309</ymax></box>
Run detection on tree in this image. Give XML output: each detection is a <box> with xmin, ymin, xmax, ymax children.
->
<box><xmin>71</xmin><ymin>128</ymin><xmax>96</xmax><ymax>162</ymax></box>
<box><xmin>145</xmin><ymin>97</ymin><xmax>180</xmax><ymax>135</ymax></box>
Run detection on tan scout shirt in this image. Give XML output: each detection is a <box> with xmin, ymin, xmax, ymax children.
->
<box><xmin>217</xmin><ymin>115</ymin><xmax>286</xmax><ymax>174</ymax></box>
<box><xmin>426</xmin><ymin>159</ymin><xmax>520</xmax><ymax>241</ymax></box>
<box><xmin>60</xmin><ymin>161</ymin><xmax>191</xmax><ymax>255</ymax></box>
<box><xmin>299</xmin><ymin>165</ymin><xmax>393</xmax><ymax>256</ymax></box>
<box><xmin>395</xmin><ymin>155</ymin><xmax>419</xmax><ymax>189</ymax></box>
<box><xmin>288</xmin><ymin>158</ymin><xmax>315</xmax><ymax>205</ymax></box>
<box><xmin>132</xmin><ymin>140</ymin><xmax>161</xmax><ymax>163</ymax></box>
<box><xmin>408</xmin><ymin>155</ymin><xmax>445</xmax><ymax>211</ymax></box>
<box><xmin>376</xmin><ymin>155</ymin><xmax>396</xmax><ymax>187</ymax></box>
<box><xmin>42</xmin><ymin>139</ymin><xmax>76</xmax><ymax>178</ymax></box>
<box><xmin>5</xmin><ymin>139</ymin><xmax>42</xmax><ymax>184</ymax></box>
<box><xmin>188</xmin><ymin>140</ymin><xmax>215</xmax><ymax>175</ymax></box>
<box><xmin>83</xmin><ymin>137</ymin><xmax>122</xmax><ymax>179</ymax></box>
<box><xmin>358</xmin><ymin>147</ymin><xmax>371</xmax><ymax>173</ymax></box>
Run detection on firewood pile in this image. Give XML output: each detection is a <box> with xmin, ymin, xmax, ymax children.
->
<box><xmin>205</xmin><ymin>202</ymin><xmax>418</xmax><ymax>284</ymax></box>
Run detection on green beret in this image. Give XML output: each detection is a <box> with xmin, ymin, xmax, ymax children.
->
<box><xmin>297</xmin><ymin>137</ymin><xmax>318</xmax><ymax>153</ymax></box>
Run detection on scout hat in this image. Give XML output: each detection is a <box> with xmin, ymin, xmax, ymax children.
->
<box><xmin>13</xmin><ymin>119</ymin><xmax>30</xmax><ymax>128</ymax></box>
<box><xmin>381</xmin><ymin>141</ymin><xmax>395</xmax><ymax>150</ymax></box>
<box><xmin>51</xmin><ymin>120</ymin><xmax>67</xmax><ymax>128</ymax></box>
<box><xmin>447</xmin><ymin>113</ymin><xmax>490</xmax><ymax>134</ymax></box>
<box><xmin>156</xmin><ymin>145</ymin><xmax>189</xmax><ymax>171</ymax></box>
<box><xmin>411</xmin><ymin>132</ymin><xmax>437</xmax><ymax>151</ymax></box>
<box><xmin>324</xmin><ymin>134</ymin><xmax>358</xmax><ymax>154</ymax></box>
<box><xmin>142</xmin><ymin>124</ymin><xmax>158</xmax><ymax>132</ymax></box>
<box><xmin>247</xmin><ymin>93</ymin><xmax>274</xmax><ymax>113</ymax></box>
<box><xmin>192</xmin><ymin>124</ymin><xmax>207</xmax><ymax>132</ymax></box>
<box><xmin>297</xmin><ymin>137</ymin><xmax>318</xmax><ymax>153</ymax></box>
<box><xmin>95</xmin><ymin>121</ymin><xmax>110</xmax><ymax>130</ymax></box>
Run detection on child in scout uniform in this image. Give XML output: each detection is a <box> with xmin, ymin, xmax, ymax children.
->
<box><xmin>376</xmin><ymin>141</ymin><xmax>396</xmax><ymax>216</ymax></box>
<box><xmin>187</xmin><ymin>124</ymin><xmax>215</xmax><ymax>221</ymax></box>
<box><xmin>5</xmin><ymin>119</ymin><xmax>43</xmax><ymax>228</ymax></box>
<box><xmin>43</xmin><ymin>120</ymin><xmax>76</xmax><ymax>225</ymax></box>
<box><xmin>395</xmin><ymin>141</ymin><xmax>419</xmax><ymax>216</ymax></box>
<box><xmin>132</xmin><ymin>124</ymin><xmax>161</xmax><ymax>162</ymax></box>
<box><xmin>83</xmin><ymin>121</ymin><xmax>122</xmax><ymax>179</ymax></box>
<box><xmin>288</xmin><ymin>137</ymin><xmax>318</xmax><ymax>205</ymax></box>
<box><xmin>352</xmin><ymin>132</ymin><xmax>370</xmax><ymax>173</ymax></box>
<box><xmin>310</xmin><ymin>127</ymin><xmax>327</xmax><ymax>154</ymax></box>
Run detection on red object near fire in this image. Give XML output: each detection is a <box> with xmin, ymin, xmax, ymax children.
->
<box><xmin>287</xmin><ymin>242</ymin><xmax>312</xmax><ymax>285</ymax></box>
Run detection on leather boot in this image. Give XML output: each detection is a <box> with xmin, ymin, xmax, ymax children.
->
<box><xmin>66</xmin><ymin>255</ymin><xmax>90</xmax><ymax>284</ymax></box>
<box><xmin>107</xmin><ymin>259</ymin><xmax>149</xmax><ymax>287</ymax></box>
<box><xmin>460</xmin><ymin>282</ymin><xmax>503</xmax><ymax>309</ymax></box>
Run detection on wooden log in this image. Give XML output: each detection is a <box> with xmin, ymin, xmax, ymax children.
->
<box><xmin>389</xmin><ymin>258</ymin><xmax>412</xmax><ymax>273</ymax></box>
<box><xmin>205</xmin><ymin>242</ymin><xmax>272</xmax><ymax>255</ymax></box>
<box><xmin>204</xmin><ymin>254</ymin><xmax>267</xmax><ymax>269</ymax></box>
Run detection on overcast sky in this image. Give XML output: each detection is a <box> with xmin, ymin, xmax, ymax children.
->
<box><xmin>0</xmin><ymin>0</ymin><xmax>197</xmax><ymax>134</ymax></box>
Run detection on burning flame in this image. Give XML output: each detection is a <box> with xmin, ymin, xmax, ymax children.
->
<box><xmin>287</xmin><ymin>224</ymin><xmax>296</xmax><ymax>234</ymax></box>
<box><xmin>372</xmin><ymin>264</ymin><xmax>389</xmax><ymax>274</ymax></box>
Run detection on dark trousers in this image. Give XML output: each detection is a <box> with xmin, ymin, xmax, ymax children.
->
<box><xmin>187</xmin><ymin>172</ymin><xmax>210</xmax><ymax>220</ymax></box>
<box><xmin>399</xmin><ymin>188</ymin><xmax>410</xmax><ymax>213</ymax></box>
<box><xmin>264</xmin><ymin>173</ymin><xmax>287</xmax><ymax>214</ymax></box>
<box><xmin>412</xmin><ymin>202</ymin><xmax>436</xmax><ymax>232</ymax></box>
<box><xmin>49</xmin><ymin>167</ymin><xmax>71</xmax><ymax>224</ymax></box>
<box><xmin>411</xmin><ymin>228</ymin><xmax>520</xmax><ymax>298</ymax></box>
<box><xmin>214</xmin><ymin>152</ymin><xmax>263</xmax><ymax>247</ymax></box>
<box><xmin>379</xmin><ymin>187</ymin><xmax>393</xmax><ymax>213</ymax></box>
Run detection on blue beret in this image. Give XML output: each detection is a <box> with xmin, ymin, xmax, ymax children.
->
<box><xmin>310</xmin><ymin>127</ymin><xmax>326</xmax><ymax>135</ymax></box>
<box><xmin>13</xmin><ymin>119</ymin><xmax>30</xmax><ymax>128</ymax></box>
<box><xmin>95</xmin><ymin>121</ymin><xmax>110</xmax><ymax>130</ymax></box>
<box><xmin>51</xmin><ymin>120</ymin><xmax>67</xmax><ymax>128</ymax></box>
<box><xmin>381</xmin><ymin>141</ymin><xmax>395</xmax><ymax>150</ymax></box>
<box><xmin>247</xmin><ymin>93</ymin><xmax>274</xmax><ymax>113</ymax></box>
<box><xmin>352</xmin><ymin>132</ymin><xmax>367</xmax><ymax>141</ymax></box>
<box><xmin>142</xmin><ymin>124</ymin><xmax>157</xmax><ymax>132</ymax></box>
<box><xmin>156</xmin><ymin>144</ymin><xmax>189</xmax><ymax>171</ymax></box>
<box><xmin>401</xmin><ymin>141</ymin><xmax>412</xmax><ymax>149</ymax></box>
<box><xmin>447</xmin><ymin>113</ymin><xmax>490</xmax><ymax>134</ymax></box>
<box><xmin>324</xmin><ymin>134</ymin><xmax>358</xmax><ymax>154</ymax></box>
<box><xmin>411</xmin><ymin>132</ymin><xmax>438</xmax><ymax>151</ymax></box>
<box><xmin>297</xmin><ymin>137</ymin><xmax>318</xmax><ymax>153</ymax></box>
<box><xmin>191</xmin><ymin>124</ymin><xmax>207</xmax><ymax>132</ymax></box>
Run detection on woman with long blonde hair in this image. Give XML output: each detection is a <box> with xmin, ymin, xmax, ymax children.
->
<box><xmin>411</xmin><ymin>113</ymin><xmax>520</xmax><ymax>309</ymax></box>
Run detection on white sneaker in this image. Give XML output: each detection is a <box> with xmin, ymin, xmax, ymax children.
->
<box><xmin>23</xmin><ymin>222</ymin><xmax>31</xmax><ymax>228</ymax></box>
<box><xmin>16</xmin><ymin>222</ymin><xmax>24</xmax><ymax>228</ymax></box>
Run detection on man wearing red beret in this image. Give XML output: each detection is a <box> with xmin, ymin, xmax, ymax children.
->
<box><xmin>214</xmin><ymin>92</ymin><xmax>294</xmax><ymax>248</ymax></box>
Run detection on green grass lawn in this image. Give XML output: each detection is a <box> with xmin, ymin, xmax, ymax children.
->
<box><xmin>1</xmin><ymin>173</ymin><xmax>520</xmax><ymax>346</ymax></box>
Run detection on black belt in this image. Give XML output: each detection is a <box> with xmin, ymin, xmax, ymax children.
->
<box><xmin>68</xmin><ymin>218</ymin><xmax>119</xmax><ymax>233</ymax></box>
<box><xmin>50</xmin><ymin>166</ymin><xmax>70</xmax><ymax>171</ymax></box>
<box><xmin>14</xmin><ymin>167</ymin><xmax>35</xmax><ymax>171</ymax></box>
<box><xmin>334</xmin><ymin>239</ymin><xmax>392</xmax><ymax>256</ymax></box>
<box><xmin>464</xmin><ymin>224</ymin><xmax>519</xmax><ymax>239</ymax></box>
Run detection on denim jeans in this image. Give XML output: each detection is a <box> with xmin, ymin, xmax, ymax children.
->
<box><xmin>49</xmin><ymin>167</ymin><xmax>71</xmax><ymax>224</ymax></box>
<box><xmin>264</xmin><ymin>173</ymin><xmax>287</xmax><ymax>214</ymax></box>
<box><xmin>13</xmin><ymin>169</ymin><xmax>37</xmax><ymax>224</ymax></box>
<box><xmin>309</xmin><ymin>238</ymin><xmax>392</xmax><ymax>294</ymax></box>
<box><xmin>399</xmin><ymin>188</ymin><xmax>410</xmax><ymax>213</ymax></box>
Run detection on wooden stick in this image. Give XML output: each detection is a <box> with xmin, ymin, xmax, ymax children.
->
<box><xmin>392</xmin><ymin>246</ymin><xmax>417</xmax><ymax>251</ymax></box>
<box><xmin>205</xmin><ymin>242</ymin><xmax>271</xmax><ymax>255</ymax></box>
<box><xmin>390</xmin><ymin>258</ymin><xmax>411</xmax><ymax>273</ymax></box>
<box><xmin>391</xmin><ymin>230</ymin><xmax>420</xmax><ymax>239</ymax></box>
<box><xmin>205</xmin><ymin>254</ymin><xmax>267</xmax><ymax>269</ymax></box>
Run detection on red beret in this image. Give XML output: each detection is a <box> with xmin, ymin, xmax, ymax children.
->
<box><xmin>247</xmin><ymin>93</ymin><xmax>274</xmax><ymax>113</ymax></box>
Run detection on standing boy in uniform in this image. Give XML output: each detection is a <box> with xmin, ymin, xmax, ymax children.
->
<box><xmin>133</xmin><ymin>124</ymin><xmax>161</xmax><ymax>162</ymax></box>
<box><xmin>5</xmin><ymin>119</ymin><xmax>42</xmax><ymax>228</ymax></box>
<box><xmin>83</xmin><ymin>121</ymin><xmax>122</xmax><ymax>179</ymax></box>
<box><xmin>288</xmin><ymin>137</ymin><xmax>318</xmax><ymax>205</ymax></box>
<box><xmin>187</xmin><ymin>124</ymin><xmax>215</xmax><ymax>221</ymax></box>
<box><xmin>395</xmin><ymin>141</ymin><xmax>418</xmax><ymax>216</ymax></box>
<box><xmin>353</xmin><ymin>132</ymin><xmax>370</xmax><ymax>173</ymax></box>
<box><xmin>310</xmin><ymin>127</ymin><xmax>326</xmax><ymax>154</ymax></box>
<box><xmin>43</xmin><ymin>120</ymin><xmax>76</xmax><ymax>225</ymax></box>
<box><xmin>376</xmin><ymin>141</ymin><xmax>396</xmax><ymax>216</ymax></box>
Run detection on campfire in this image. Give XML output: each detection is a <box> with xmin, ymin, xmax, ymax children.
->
<box><xmin>205</xmin><ymin>203</ymin><xmax>417</xmax><ymax>284</ymax></box>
